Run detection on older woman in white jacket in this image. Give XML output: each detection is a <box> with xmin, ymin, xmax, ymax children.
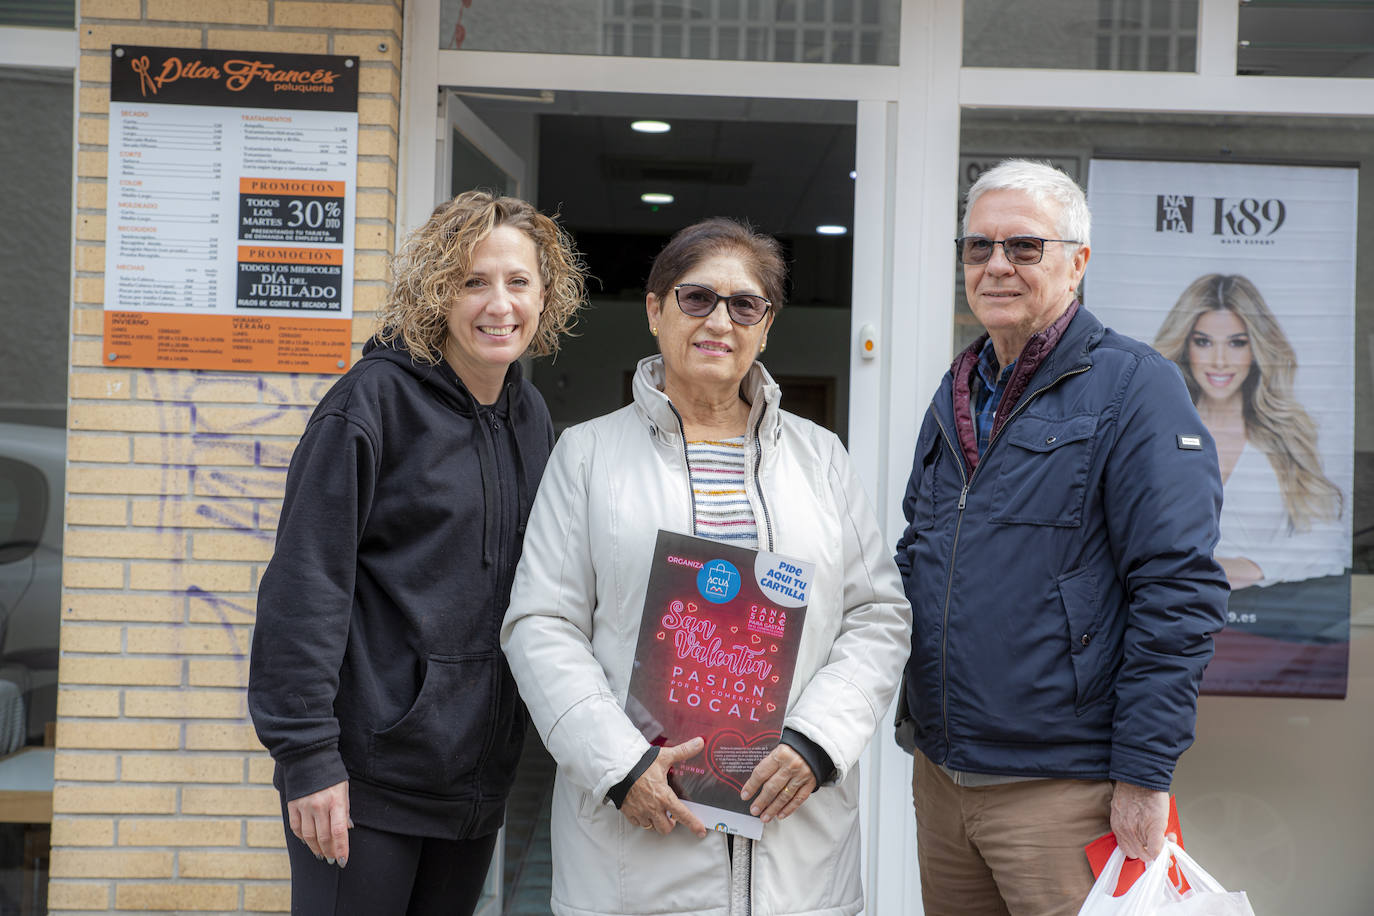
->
<box><xmin>502</xmin><ymin>217</ymin><xmax>911</xmax><ymax>916</ymax></box>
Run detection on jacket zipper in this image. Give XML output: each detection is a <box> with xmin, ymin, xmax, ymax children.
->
<box><xmin>473</xmin><ymin>404</ymin><xmax>508</xmax><ymax>778</ymax></box>
<box><xmin>668</xmin><ymin>405</ymin><xmax>773</xmax><ymax>550</ymax></box>
<box><xmin>930</xmin><ymin>364</ymin><xmax>1090</xmax><ymax>763</ymax></box>
<box><xmin>666</xmin><ymin>403</ymin><xmax>698</xmax><ymax>532</ymax></box>
<box><xmin>744</xmin><ymin>412</ymin><xmax>773</xmax><ymax>893</ymax></box>
<box><xmin>481</xmin><ymin>405</ymin><xmax>505</xmax><ymax>579</ymax></box>
<box><xmin>929</xmin><ymin>413</ymin><xmax>968</xmax><ymax>764</ymax></box>
<box><xmin>751</xmin><ymin>412</ymin><xmax>775</xmax><ymax>552</ymax></box>
<box><xmin>747</xmin><ymin>837</ymin><xmax>758</xmax><ymax>914</ymax></box>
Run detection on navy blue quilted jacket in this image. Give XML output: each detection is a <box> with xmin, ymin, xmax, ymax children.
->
<box><xmin>894</xmin><ymin>307</ymin><xmax>1228</xmax><ymax>791</ymax></box>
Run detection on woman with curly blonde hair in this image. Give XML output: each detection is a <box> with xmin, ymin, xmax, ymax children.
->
<box><xmin>1154</xmin><ymin>273</ymin><xmax>1342</xmax><ymax>590</ymax></box>
<box><xmin>250</xmin><ymin>190</ymin><xmax>587</xmax><ymax>915</ymax></box>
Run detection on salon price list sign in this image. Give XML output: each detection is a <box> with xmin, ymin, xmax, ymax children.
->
<box><xmin>102</xmin><ymin>45</ymin><xmax>358</xmax><ymax>373</ymax></box>
<box><xmin>625</xmin><ymin>530</ymin><xmax>812</xmax><ymax>839</ymax></box>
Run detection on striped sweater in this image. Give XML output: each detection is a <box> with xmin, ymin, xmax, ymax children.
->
<box><xmin>685</xmin><ymin>437</ymin><xmax>757</xmax><ymax>548</ymax></box>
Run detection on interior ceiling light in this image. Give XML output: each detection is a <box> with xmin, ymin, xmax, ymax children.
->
<box><xmin>816</xmin><ymin>225</ymin><xmax>848</xmax><ymax>236</ymax></box>
<box><xmin>631</xmin><ymin>120</ymin><xmax>671</xmax><ymax>134</ymax></box>
<box><xmin>641</xmin><ymin>192</ymin><xmax>675</xmax><ymax>205</ymax></box>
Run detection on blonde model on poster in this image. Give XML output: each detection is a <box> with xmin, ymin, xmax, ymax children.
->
<box><xmin>1154</xmin><ymin>273</ymin><xmax>1344</xmax><ymax>589</ymax></box>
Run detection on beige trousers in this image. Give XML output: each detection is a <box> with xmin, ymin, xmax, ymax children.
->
<box><xmin>911</xmin><ymin>750</ymin><xmax>1114</xmax><ymax>916</ymax></box>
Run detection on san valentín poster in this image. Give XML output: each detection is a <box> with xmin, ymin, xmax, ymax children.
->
<box><xmin>625</xmin><ymin>530</ymin><xmax>813</xmax><ymax>838</ymax></box>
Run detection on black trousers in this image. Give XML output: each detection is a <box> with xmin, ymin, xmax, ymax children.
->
<box><xmin>282</xmin><ymin>809</ymin><xmax>498</xmax><ymax>916</ymax></box>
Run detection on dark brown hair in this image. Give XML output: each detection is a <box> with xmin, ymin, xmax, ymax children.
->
<box><xmin>645</xmin><ymin>217</ymin><xmax>786</xmax><ymax>310</ymax></box>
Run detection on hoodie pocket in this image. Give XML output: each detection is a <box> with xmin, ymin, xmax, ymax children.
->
<box><xmin>1057</xmin><ymin>567</ymin><xmax>1114</xmax><ymax>713</ymax></box>
<box><xmin>366</xmin><ymin>652</ymin><xmax>497</xmax><ymax>796</ymax></box>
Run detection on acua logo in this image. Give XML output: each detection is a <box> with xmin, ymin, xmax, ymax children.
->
<box><xmin>1156</xmin><ymin>194</ymin><xmax>1286</xmax><ymax>238</ymax></box>
<box><xmin>697</xmin><ymin>559</ymin><xmax>741</xmax><ymax>604</ymax></box>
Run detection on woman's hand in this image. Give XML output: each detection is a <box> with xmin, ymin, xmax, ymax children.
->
<box><xmin>1218</xmin><ymin>555</ymin><xmax>1263</xmax><ymax>589</ymax></box>
<box><xmin>620</xmin><ymin>738</ymin><xmax>708</xmax><ymax>838</ymax></box>
<box><xmin>740</xmin><ymin>743</ymin><xmax>817</xmax><ymax>823</ymax></box>
<box><xmin>287</xmin><ymin>780</ymin><xmax>352</xmax><ymax>866</ymax></box>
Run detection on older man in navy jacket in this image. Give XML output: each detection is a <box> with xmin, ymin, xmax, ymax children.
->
<box><xmin>894</xmin><ymin>159</ymin><xmax>1228</xmax><ymax>916</ymax></box>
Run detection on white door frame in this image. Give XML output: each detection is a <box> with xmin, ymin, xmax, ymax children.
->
<box><xmin>398</xmin><ymin>1</ymin><xmax>1371</xmax><ymax>912</ymax></box>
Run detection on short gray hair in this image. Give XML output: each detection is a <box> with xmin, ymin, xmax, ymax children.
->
<box><xmin>963</xmin><ymin>159</ymin><xmax>1091</xmax><ymax>249</ymax></box>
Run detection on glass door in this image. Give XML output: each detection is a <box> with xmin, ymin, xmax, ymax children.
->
<box><xmin>437</xmin><ymin>86</ymin><xmax>863</xmax><ymax>915</ymax></box>
<box><xmin>443</xmin><ymin>90</ymin><xmax>526</xmax><ymax>202</ymax></box>
<box><xmin>437</xmin><ymin>89</ymin><xmax>526</xmax><ymax>916</ymax></box>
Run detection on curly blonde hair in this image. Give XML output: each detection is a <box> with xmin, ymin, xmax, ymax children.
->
<box><xmin>1154</xmin><ymin>273</ymin><xmax>1342</xmax><ymax>532</ymax></box>
<box><xmin>376</xmin><ymin>190</ymin><xmax>587</xmax><ymax>362</ymax></box>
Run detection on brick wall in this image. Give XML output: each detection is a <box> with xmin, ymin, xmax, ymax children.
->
<box><xmin>57</xmin><ymin>1</ymin><xmax>403</xmax><ymax>911</ymax></box>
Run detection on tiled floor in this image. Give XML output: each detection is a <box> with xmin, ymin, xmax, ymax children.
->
<box><xmin>502</xmin><ymin>737</ymin><xmax>557</xmax><ymax>915</ymax></box>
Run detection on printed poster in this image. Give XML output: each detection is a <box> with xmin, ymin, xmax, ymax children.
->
<box><xmin>626</xmin><ymin>530</ymin><xmax>812</xmax><ymax>838</ymax></box>
<box><xmin>1086</xmin><ymin>158</ymin><xmax>1356</xmax><ymax>698</ymax></box>
<box><xmin>103</xmin><ymin>45</ymin><xmax>359</xmax><ymax>373</ymax></box>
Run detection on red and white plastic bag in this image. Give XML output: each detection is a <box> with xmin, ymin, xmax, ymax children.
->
<box><xmin>1078</xmin><ymin>840</ymin><xmax>1255</xmax><ymax>916</ymax></box>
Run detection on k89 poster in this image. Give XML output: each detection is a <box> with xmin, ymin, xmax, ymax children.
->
<box><xmin>1086</xmin><ymin>158</ymin><xmax>1355</xmax><ymax>698</ymax></box>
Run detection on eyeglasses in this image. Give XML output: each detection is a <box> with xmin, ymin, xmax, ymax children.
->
<box><xmin>955</xmin><ymin>236</ymin><xmax>1080</xmax><ymax>266</ymax></box>
<box><xmin>672</xmin><ymin>283</ymin><xmax>772</xmax><ymax>327</ymax></box>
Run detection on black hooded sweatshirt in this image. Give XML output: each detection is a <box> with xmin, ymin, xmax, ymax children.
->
<box><xmin>249</xmin><ymin>337</ymin><xmax>554</xmax><ymax>839</ymax></box>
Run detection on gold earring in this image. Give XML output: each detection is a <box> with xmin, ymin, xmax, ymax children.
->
<box><xmin>651</xmin><ymin>327</ymin><xmax>658</xmax><ymax>337</ymax></box>
<box><xmin>760</xmin><ymin>340</ymin><xmax>767</xmax><ymax>353</ymax></box>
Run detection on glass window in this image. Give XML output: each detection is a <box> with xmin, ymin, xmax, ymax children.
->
<box><xmin>957</xmin><ymin>108</ymin><xmax>1374</xmax><ymax>912</ymax></box>
<box><xmin>0</xmin><ymin>67</ymin><xmax>71</xmax><ymax>430</ymax></box>
<box><xmin>440</xmin><ymin>0</ymin><xmax>901</xmax><ymax>64</ymax></box>
<box><xmin>960</xmin><ymin>108</ymin><xmax>1373</xmax><ymax>520</ymax></box>
<box><xmin>0</xmin><ymin>65</ymin><xmax>68</xmax><ymax>914</ymax></box>
<box><xmin>0</xmin><ymin>431</ymin><xmax>60</xmax><ymax>916</ymax></box>
<box><xmin>962</xmin><ymin>120</ymin><xmax>1373</xmax><ymax>516</ymax></box>
<box><xmin>1238</xmin><ymin>1</ymin><xmax>1374</xmax><ymax>78</ymax></box>
<box><xmin>958</xmin><ymin>110</ymin><xmax>1374</xmax><ymax>578</ymax></box>
<box><xmin>963</xmin><ymin>0</ymin><xmax>1198</xmax><ymax>71</ymax></box>
<box><xmin>450</xmin><ymin>88</ymin><xmax>858</xmax><ymax>437</ymax></box>
<box><xmin>450</xmin><ymin>130</ymin><xmax>518</xmax><ymax>199</ymax></box>
<box><xmin>0</xmin><ymin>0</ymin><xmax>73</xmax><ymax>29</ymax></box>
<box><xmin>446</xmin><ymin>91</ymin><xmax>857</xmax><ymax>909</ymax></box>
<box><xmin>0</xmin><ymin>457</ymin><xmax>45</xmax><ymax>566</ymax></box>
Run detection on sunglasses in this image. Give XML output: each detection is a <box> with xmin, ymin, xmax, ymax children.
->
<box><xmin>672</xmin><ymin>283</ymin><xmax>772</xmax><ymax>327</ymax></box>
<box><xmin>955</xmin><ymin>236</ymin><xmax>1080</xmax><ymax>266</ymax></box>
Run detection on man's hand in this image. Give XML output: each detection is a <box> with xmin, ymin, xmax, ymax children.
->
<box><xmin>620</xmin><ymin>738</ymin><xmax>708</xmax><ymax>838</ymax></box>
<box><xmin>287</xmin><ymin>780</ymin><xmax>352</xmax><ymax>866</ymax></box>
<box><xmin>740</xmin><ymin>743</ymin><xmax>817</xmax><ymax>824</ymax></box>
<box><xmin>1110</xmin><ymin>781</ymin><xmax>1170</xmax><ymax>860</ymax></box>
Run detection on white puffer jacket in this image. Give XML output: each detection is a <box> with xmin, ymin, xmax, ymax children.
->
<box><xmin>501</xmin><ymin>356</ymin><xmax>911</xmax><ymax>916</ymax></box>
